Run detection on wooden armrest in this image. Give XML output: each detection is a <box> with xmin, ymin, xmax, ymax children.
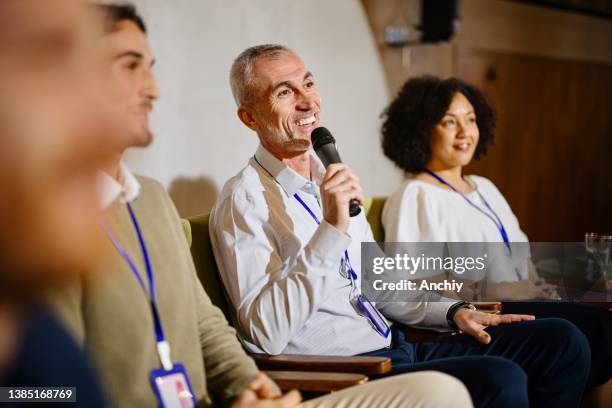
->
<box><xmin>264</xmin><ymin>371</ymin><xmax>368</xmax><ymax>392</ymax></box>
<box><xmin>251</xmin><ymin>354</ymin><xmax>391</xmax><ymax>375</ymax></box>
<box><xmin>399</xmin><ymin>325</ymin><xmax>459</xmax><ymax>343</ymax></box>
<box><xmin>474</xmin><ymin>301</ymin><xmax>502</xmax><ymax>314</ymax></box>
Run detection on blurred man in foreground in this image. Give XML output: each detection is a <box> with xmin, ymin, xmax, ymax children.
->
<box><xmin>0</xmin><ymin>1</ymin><xmax>123</xmax><ymax>405</ymax></box>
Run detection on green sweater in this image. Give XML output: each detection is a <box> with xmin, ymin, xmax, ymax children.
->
<box><xmin>51</xmin><ymin>175</ymin><xmax>258</xmax><ymax>407</ymax></box>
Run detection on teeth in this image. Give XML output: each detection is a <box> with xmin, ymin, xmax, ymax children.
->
<box><xmin>297</xmin><ymin>115</ymin><xmax>316</xmax><ymax>126</ymax></box>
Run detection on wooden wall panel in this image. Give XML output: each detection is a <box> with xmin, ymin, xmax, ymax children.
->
<box><xmin>458</xmin><ymin>48</ymin><xmax>612</xmax><ymax>241</ymax></box>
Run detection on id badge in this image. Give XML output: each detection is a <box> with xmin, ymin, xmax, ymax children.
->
<box><xmin>150</xmin><ymin>363</ymin><xmax>196</xmax><ymax>408</ymax></box>
<box><xmin>355</xmin><ymin>294</ymin><xmax>391</xmax><ymax>338</ymax></box>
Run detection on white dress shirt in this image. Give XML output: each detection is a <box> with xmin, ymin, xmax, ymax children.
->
<box><xmin>210</xmin><ymin>145</ymin><xmax>451</xmax><ymax>356</ymax></box>
<box><xmin>97</xmin><ymin>162</ymin><xmax>141</xmax><ymax>208</ymax></box>
<box><xmin>382</xmin><ymin>176</ymin><xmax>531</xmax><ymax>282</ymax></box>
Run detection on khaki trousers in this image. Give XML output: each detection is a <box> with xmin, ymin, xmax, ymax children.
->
<box><xmin>301</xmin><ymin>371</ymin><xmax>472</xmax><ymax>408</ymax></box>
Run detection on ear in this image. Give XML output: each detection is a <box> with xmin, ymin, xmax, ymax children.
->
<box><xmin>237</xmin><ymin>107</ymin><xmax>258</xmax><ymax>132</ymax></box>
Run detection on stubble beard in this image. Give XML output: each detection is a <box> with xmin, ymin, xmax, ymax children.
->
<box><xmin>262</xmin><ymin>121</ymin><xmax>311</xmax><ymax>155</ymax></box>
<box><xmin>282</xmin><ymin>138</ymin><xmax>310</xmax><ymax>153</ymax></box>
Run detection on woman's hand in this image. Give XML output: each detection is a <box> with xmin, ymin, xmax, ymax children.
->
<box><xmin>487</xmin><ymin>279</ymin><xmax>559</xmax><ymax>300</ymax></box>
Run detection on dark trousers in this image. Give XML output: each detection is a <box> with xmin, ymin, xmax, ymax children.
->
<box><xmin>502</xmin><ymin>301</ymin><xmax>612</xmax><ymax>387</ymax></box>
<box><xmin>361</xmin><ymin>318</ymin><xmax>590</xmax><ymax>408</ymax></box>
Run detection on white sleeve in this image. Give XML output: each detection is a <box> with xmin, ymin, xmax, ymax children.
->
<box><xmin>362</xmin><ymin>194</ymin><xmax>451</xmax><ymax>328</ymax></box>
<box><xmin>379</xmin><ymin>185</ymin><xmax>455</xmax><ymax>327</ymax></box>
<box><xmin>210</xmin><ymin>191</ymin><xmax>350</xmax><ymax>355</ymax></box>
<box><xmin>383</xmin><ymin>184</ymin><xmax>443</xmax><ymax>242</ymax></box>
<box><xmin>379</xmin><ymin>299</ymin><xmax>454</xmax><ymax>328</ymax></box>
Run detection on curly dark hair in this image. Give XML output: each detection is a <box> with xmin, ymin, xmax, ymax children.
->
<box><xmin>381</xmin><ymin>76</ymin><xmax>496</xmax><ymax>173</ymax></box>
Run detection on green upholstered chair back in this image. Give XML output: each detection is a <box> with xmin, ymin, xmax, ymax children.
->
<box><xmin>363</xmin><ymin>197</ymin><xmax>387</xmax><ymax>242</ymax></box>
<box><xmin>180</xmin><ymin>219</ymin><xmax>192</xmax><ymax>248</ymax></box>
<box><xmin>186</xmin><ymin>214</ymin><xmax>232</xmax><ymax>323</ymax></box>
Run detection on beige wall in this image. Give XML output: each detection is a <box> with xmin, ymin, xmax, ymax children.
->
<box><xmin>361</xmin><ymin>0</ymin><xmax>612</xmax><ymax>94</ymax></box>
<box><xmin>122</xmin><ymin>0</ymin><xmax>400</xmax><ymax>217</ymax></box>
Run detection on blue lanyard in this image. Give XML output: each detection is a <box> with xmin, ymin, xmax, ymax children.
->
<box><xmin>425</xmin><ymin>169</ymin><xmax>511</xmax><ymax>253</ymax></box>
<box><xmin>104</xmin><ymin>203</ymin><xmax>172</xmax><ymax>369</ymax></box>
<box><xmin>425</xmin><ymin>170</ymin><xmax>523</xmax><ymax>280</ymax></box>
<box><xmin>293</xmin><ymin>193</ymin><xmax>358</xmax><ymax>281</ymax></box>
<box><xmin>252</xmin><ymin>153</ymin><xmax>358</xmax><ymax>281</ymax></box>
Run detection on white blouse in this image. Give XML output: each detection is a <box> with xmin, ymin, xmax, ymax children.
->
<box><xmin>382</xmin><ymin>175</ymin><xmax>530</xmax><ymax>282</ymax></box>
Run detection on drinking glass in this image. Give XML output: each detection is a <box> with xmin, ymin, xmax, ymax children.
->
<box><xmin>585</xmin><ymin>232</ymin><xmax>612</xmax><ymax>280</ymax></box>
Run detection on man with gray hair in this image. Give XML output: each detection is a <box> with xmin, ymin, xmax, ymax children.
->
<box><xmin>229</xmin><ymin>44</ymin><xmax>290</xmax><ymax>106</ymax></box>
<box><xmin>210</xmin><ymin>43</ymin><xmax>590</xmax><ymax>408</ymax></box>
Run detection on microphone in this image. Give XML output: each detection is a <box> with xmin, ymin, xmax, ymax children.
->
<box><xmin>311</xmin><ymin>127</ymin><xmax>361</xmax><ymax>217</ymax></box>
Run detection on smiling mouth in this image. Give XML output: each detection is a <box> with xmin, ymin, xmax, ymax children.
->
<box><xmin>295</xmin><ymin>114</ymin><xmax>317</xmax><ymax>127</ymax></box>
<box><xmin>454</xmin><ymin>143</ymin><xmax>471</xmax><ymax>151</ymax></box>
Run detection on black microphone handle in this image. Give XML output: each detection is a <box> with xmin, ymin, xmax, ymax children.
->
<box><xmin>349</xmin><ymin>199</ymin><xmax>361</xmax><ymax>217</ymax></box>
<box><xmin>319</xmin><ymin>155</ymin><xmax>362</xmax><ymax>217</ymax></box>
<box><xmin>312</xmin><ymin>129</ymin><xmax>361</xmax><ymax>217</ymax></box>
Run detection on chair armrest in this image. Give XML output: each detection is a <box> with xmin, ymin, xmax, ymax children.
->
<box><xmin>474</xmin><ymin>301</ymin><xmax>502</xmax><ymax>314</ymax></box>
<box><xmin>398</xmin><ymin>325</ymin><xmax>459</xmax><ymax>343</ymax></box>
<box><xmin>251</xmin><ymin>354</ymin><xmax>391</xmax><ymax>375</ymax></box>
<box><xmin>264</xmin><ymin>371</ymin><xmax>368</xmax><ymax>392</ymax></box>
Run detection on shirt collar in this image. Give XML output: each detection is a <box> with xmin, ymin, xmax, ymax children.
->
<box><xmin>253</xmin><ymin>144</ymin><xmax>326</xmax><ymax>197</ymax></box>
<box><xmin>97</xmin><ymin>162</ymin><xmax>141</xmax><ymax>209</ymax></box>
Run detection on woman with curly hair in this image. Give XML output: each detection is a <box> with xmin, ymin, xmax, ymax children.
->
<box><xmin>380</xmin><ymin>76</ymin><xmax>536</xmax><ymax>292</ymax></box>
<box><xmin>380</xmin><ymin>75</ymin><xmax>611</xmax><ymax>388</ymax></box>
